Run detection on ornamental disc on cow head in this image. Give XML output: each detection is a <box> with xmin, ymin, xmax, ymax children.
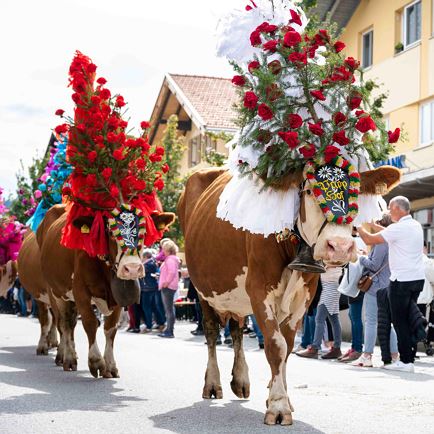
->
<box><xmin>108</xmin><ymin>204</ymin><xmax>146</xmax><ymax>254</ymax></box>
<box><xmin>303</xmin><ymin>156</ymin><xmax>360</xmax><ymax>225</ymax></box>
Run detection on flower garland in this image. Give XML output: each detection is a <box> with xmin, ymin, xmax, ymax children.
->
<box><xmin>303</xmin><ymin>155</ymin><xmax>360</xmax><ymax>224</ymax></box>
<box><xmin>222</xmin><ymin>1</ymin><xmax>401</xmax><ymax>187</ymax></box>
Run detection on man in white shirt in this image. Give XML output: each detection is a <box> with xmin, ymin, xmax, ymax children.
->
<box><xmin>357</xmin><ymin>196</ymin><xmax>424</xmax><ymax>372</ymax></box>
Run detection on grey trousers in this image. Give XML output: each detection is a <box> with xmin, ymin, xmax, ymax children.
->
<box><xmin>161</xmin><ymin>288</ymin><xmax>176</xmax><ymax>335</ymax></box>
<box><xmin>312</xmin><ymin>304</ymin><xmax>342</xmax><ymax>349</ymax></box>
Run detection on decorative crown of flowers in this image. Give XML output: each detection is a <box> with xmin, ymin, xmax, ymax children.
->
<box><xmin>229</xmin><ymin>2</ymin><xmax>401</xmax><ymax>188</ymax></box>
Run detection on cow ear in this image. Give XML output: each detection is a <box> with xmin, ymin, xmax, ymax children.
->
<box><xmin>360</xmin><ymin>166</ymin><xmax>401</xmax><ymax>195</ymax></box>
<box><xmin>72</xmin><ymin>216</ymin><xmax>95</xmax><ymax>234</ymax></box>
<box><xmin>151</xmin><ymin>212</ymin><xmax>176</xmax><ymax>231</ymax></box>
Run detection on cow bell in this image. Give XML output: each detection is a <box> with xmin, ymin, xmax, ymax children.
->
<box><xmin>110</xmin><ymin>276</ymin><xmax>141</xmax><ymax>307</ymax></box>
<box><xmin>287</xmin><ymin>242</ymin><xmax>326</xmax><ymax>274</ymax></box>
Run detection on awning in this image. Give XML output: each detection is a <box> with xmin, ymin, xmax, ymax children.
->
<box><xmin>385</xmin><ymin>166</ymin><xmax>434</xmax><ymax>201</ymax></box>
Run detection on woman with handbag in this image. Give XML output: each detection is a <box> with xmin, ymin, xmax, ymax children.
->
<box><xmin>351</xmin><ymin>214</ymin><xmax>398</xmax><ymax>367</ymax></box>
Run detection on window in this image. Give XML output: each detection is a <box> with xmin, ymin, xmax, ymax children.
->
<box><xmin>420</xmin><ymin>100</ymin><xmax>434</xmax><ymax>145</ymax></box>
<box><xmin>361</xmin><ymin>29</ymin><xmax>373</xmax><ymax>68</ymax></box>
<box><xmin>189</xmin><ymin>135</ymin><xmax>201</xmax><ymax>167</ymax></box>
<box><xmin>403</xmin><ymin>0</ymin><xmax>422</xmax><ymax>48</ymax></box>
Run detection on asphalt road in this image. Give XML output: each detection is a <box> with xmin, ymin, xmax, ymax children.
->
<box><xmin>0</xmin><ymin>313</ymin><xmax>433</xmax><ymax>434</ymax></box>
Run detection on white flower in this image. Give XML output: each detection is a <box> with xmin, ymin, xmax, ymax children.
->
<box><xmin>317</xmin><ymin>166</ymin><xmax>332</xmax><ymax>180</ymax></box>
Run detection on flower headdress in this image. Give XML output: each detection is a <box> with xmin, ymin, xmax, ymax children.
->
<box><xmin>55</xmin><ymin>51</ymin><xmax>169</xmax><ymax>256</ymax></box>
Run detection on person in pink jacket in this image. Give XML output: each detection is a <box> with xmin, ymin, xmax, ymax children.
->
<box><xmin>158</xmin><ymin>239</ymin><xmax>180</xmax><ymax>338</ymax></box>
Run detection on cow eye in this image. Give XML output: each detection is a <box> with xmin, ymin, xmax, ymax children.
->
<box><xmin>306</xmin><ymin>189</ymin><xmax>312</xmax><ymax>196</ymax></box>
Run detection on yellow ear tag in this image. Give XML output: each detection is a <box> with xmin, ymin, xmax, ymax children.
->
<box><xmin>81</xmin><ymin>224</ymin><xmax>90</xmax><ymax>234</ymax></box>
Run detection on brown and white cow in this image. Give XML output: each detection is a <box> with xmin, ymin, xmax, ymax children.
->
<box><xmin>0</xmin><ymin>260</ymin><xmax>17</xmax><ymax>298</ymax></box>
<box><xmin>38</xmin><ymin>204</ymin><xmax>175</xmax><ymax>378</ymax></box>
<box><xmin>178</xmin><ymin>166</ymin><xmax>400</xmax><ymax>426</ymax></box>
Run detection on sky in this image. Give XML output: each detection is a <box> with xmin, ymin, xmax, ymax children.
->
<box><xmin>0</xmin><ymin>0</ymin><xmax>241</xmax><ymax>195</ymax></box>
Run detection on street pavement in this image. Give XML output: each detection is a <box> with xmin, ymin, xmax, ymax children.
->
<box><xmin>0</xmin><ymin>313</ymin><xmax>433</xmax><ymax>434</ymax></box>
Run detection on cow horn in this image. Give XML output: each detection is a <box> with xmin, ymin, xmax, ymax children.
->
<box><xmin>287</xmin><ymin>242</ymin><xmax>326</xmax><ymax>273</ymax></box>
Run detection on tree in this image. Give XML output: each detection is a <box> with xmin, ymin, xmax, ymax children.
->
<box><xmin>158</xmin><ymin>114</ymin><xmax>186</xmax><ymax>247</ymax></box>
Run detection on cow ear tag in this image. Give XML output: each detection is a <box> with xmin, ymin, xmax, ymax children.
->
<box><xmin>81</xmin><ymin>224</ymin><xmax>90</xmax><ymax>234</ymax></box>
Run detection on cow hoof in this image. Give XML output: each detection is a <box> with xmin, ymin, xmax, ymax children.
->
<box><xmin>55</xmin><ymin>353</ymin><xmax>63</xmax><ymax>366</ymax></box>
<box><xmin>202</xmin><ymin>384</ymin><xmax>223</xmax><ymax>399</ymax></box>
<box><xmin>48</xmin><ymin>340</ymin><xmax>59</xmax><ymax>349</ymax></box>
<box><xmin>89</xmin><ymin>358</ymin><xmax>106</xmax><ymax>378</ymax></box>
<box><xmin>36</xmin><ymin>346</ymin><xmax>49</xmax><ymax>356</ymax></box>
<box><xmin>264</xmin><ymin>410</ymin><xmax>293</xmax><ymax>426</ymax></box>
<box><xmin>63</xmin><ymin>359</ymin><xmax>77</xmax><ymax>371</ymax></box>
<box><xmin>230</xmin><ymin>379</ymin><xmax>250</xmax><ymax>399</ymax></box>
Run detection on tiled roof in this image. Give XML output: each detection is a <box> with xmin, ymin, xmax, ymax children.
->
<box><xmin>169</xmin><ymin>74</ymin><xmax>239</xmax><ymax>131</ymax></box>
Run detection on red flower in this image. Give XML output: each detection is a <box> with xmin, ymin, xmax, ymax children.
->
<box><xmin>299</xmin><ymin>143</ymin><xmax>316</xmax><ymax>159</ymax></box>
<box><xmin>113</xmin><ymin>148</ymin><xmax>125</xmax><ymax>161</ymax></box>
<box><xmin>348</xmin><ymin>93</ymin><xmax>363</xmax><ymax>110</ymax></box>
<box><xmin>136</xmin><ymin>158</ymin><xmax>146</xmax><ymax>169</ymax></box>
<box><xmin>154</xmin><ymin>178</ymin><xmax>164</xmax><ymax>191</ymax></box>
<box><xmin>324</xmin><ymin>145</ymin><xmax>340</xmax><ymax>163</ymax></box>
<box><xmin>336</xmin><ymin>216</ymin><xmax>344</xmax><ymax>225</ymax></box>
<box><xmin>257</xmin><ymin>129</ymin><xmax>272</xmax><ymax>143</ymax></box>
<box><xmin>268</xmin><ymin>60</ymin><xmax>282</xmax><ymax>75</ymax></box>
<box><xmin>265</xmin><ymin>83</ymin><xmax>282</xmax><ymax>102</ymax></box>
<box><xmin>87</xmin><ymin>150</ymin><xmax>97</xmax><ymax>163</ymax></box>
<box><xmin>388</xmin><ymin>128</ymin><xmax>401</xmax><ymax>143</ymax></box>
<box><xmin>248</xmin><ymin>61</ymin><xmax>260</xmax><ymax>73</ymax></box>
<box><xmin>288</xmin><ymin>113</ymin><xmax>303</xmax><ymax>129</ymax></box>
<box><xmin>314</xmin><ymin>29</ymin><xmax>330</xmax><ymax>46</ymax></box>
<box><xmin>283</xmin><ymin>31</ymin><xmax>301</xmax><ymax>47</ymax></box>
<box><xmin>55</xmin><ymin>109</ymin><xmax>64</xmax><ymax>116</ymax></box>
<box><xmin>86</xmin><ymin>174</ymin><xmax>97</xmax><ymax>187</ymax></box>
<box><xmin>155</xmin><ymin>146</ymin><xmax>165</xmax><ymax>156</ymax></box>
<box><xmin>263</xmin><ymin>40</ymin><xmax>279</xmax><ymax>53</ymax></box>
<box><xmin>71</xmin><ymin>93</ymin><xmax>82</xmax><ymax>104</ymax></box>
<box><xmin>308</xmin><ymin>122</ymin><xmax>324</xmax><ymax>136</ymax></box>
<box><xmin>102</xmin><ymin>167</ymin><xmax>112</xmax><ymax>179</ymax></box>
<box><xmin>278</xmin><ymin>131</ymin><xmax>299</xmax><ymax>149</ymax></box>
<box><xmin>100</xmin><ymin>88</ymin><xmax>111</xmax><ymax>100</ymax></box>
<box><xmin>87</xmin><ymin>63</ymin><xmax>97</xmax><ymax>74</ymax></box>
<box><xmin>288</xmin><ymin>51</ymin><xmax>307</xmax><ymax>66</ymax></box>
<box><xmin>97</xmin><ymin>77</ymin><xmax>107</xmax><ymax>85</ymax></box>
<box><xmin>110</xmin><ymin>184</ymin><xmax>119</xmax><ymax>198</ymax></box>
<box><xmin>310</xmin><ymin>90</ymin><xmax>326</xmax><ymax>101</ymax></box>
<box><xmin>232</xmin><ymin>75</ymin><xmax>246</xmax><ymax>86</ymax></box>
<box><xmin>250</xmin><ymin>30</ymin><xmax>262</xmax><ymax>46</ymax></box>
<box><xmin>132</xmin><ymin>179</ymin><xmax>147</xmax><ymax>190</ymax></box>
<box><xmin>62</xmin><ymin>186</ymin><xmax>72</xmax><ymax>196</ymax></box>
<box><xmin>162</xmin><ymin>163</ymin><xmax>169</xmax><ymax>173</ymax></box>
<box><xmin>149</xmin><ymin>153</ymin><xmax>162</xmax><ymax>163</ymax></box>
<box><xmin>355</xmin><ymin>110</ymin><xmax>365</xmax><ymax>117</ymax></box>
<box><xmin>257</xmin><ymin>103</ymin><xmax>273</xmax><ymax>121</ymax></box>
<box><xmin>243</xmin><ymin>91</ymin><xmax>258</xmax><ymax>109</ymax></box>
<box><xmin>333</xmin><ymin>130</ymin><xmax>350</xmax><ymax>146</ymax></box>
<box><xmin>344</xmin><ymin>57</ymin><xmax>360</xmax><ymax>71</ymax></box>
<box><xmin>334</xmin><ymin>41</ymin><xmax>346</xmax><ymax>53</ymax></box>
<box><xmin>140</xmin><ymin>121</ymin><xmax>151</xmax><ymax>129</ymax></box>
<box><xmin>115</xmin><ymin>95</ymin><xmax>126</xmax><ymax>107</ymax></box>
<box><xmin>290</xmin><ymin>9</ymin><xmax>302</xmax><ymax>26</ymax></box>
<box><xmin>54</xmin><ymin>124</ymin><xmax>68</xmax><ymax>135</ymax></box>
<box><xmin>355</xmin><ymin>116</ymin><xmax>377</xmax><ymax>133</ymax></box>
<box><xmin>333</xmin><ymin>112</ymin><xmax>347</xmax><ymax>126</ymax></box>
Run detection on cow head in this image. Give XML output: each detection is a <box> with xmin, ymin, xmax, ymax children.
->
<box><xmin>0</xmin><ymin>260</ymin><xmax>18</xmax><ymax>298</ymax></box>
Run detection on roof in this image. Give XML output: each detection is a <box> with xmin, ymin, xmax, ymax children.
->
<box><xmin>311</xmin><ymin>0</ymin><xmax>361</xmax><ymax>29</ymax></box>
<box><xmin>385</xmin><ymin>167</ymin><xmax>434</xmax><ymax>202</ymax></box>
<box><xmin>168</xmin><ymin>74</ymin><xmax>239</xmax><ymax>131</ymax></box>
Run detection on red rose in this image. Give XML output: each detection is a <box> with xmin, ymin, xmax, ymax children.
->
<box><xmin>307</xmin><ymin>44</ymin><xmax>318</xmax><ymax>59</ymax></box>
<box><xmin>257</xmin><ymin>103</ymin><xmax>273</xmax><ymax>121</ymax></box>
<box><xmin>155</xmin><ymin>146</ymin><xmax>165</xmax><ymax>156</ymax></box>
<box><xmin>54</xmin><ymin>124</ymin><xmax>68</xmax><ymax>135</ymax></box>
<box><xmin>263</xmin><ymin>40</ymin><xmax>279</xmax><ymax>53</ymax></box>
<box><xmin>288</xmin><ymin>51</ymin><xmax>307</xmax><ymax>66</ymax></box>
<box><xmin>62</xmin><ymin>186</ymin><xmax>72</xmax><ymax>196</ymax></box>
<box><xmin>55</xmin><ymin>109</ymin><xmax>64</xmax><ymax>116</ymax></box>
<box><xmin>71</xmin><ymin>93</ymin><xmax>82</xmax><ymax>104</ymax></box>
<box><xmin>133</xmin><ymin>179</ymin><xmax>147</xmax><ymax>190</ymax></box>
<box><xmin>115</xmin><ymin>95</ymin><xmax>126</xmax><ymax>107</ymax></box>
<box><xmin>308</xmin><ymin>122</ymin><xmax>324</xmax><ymax>136</ymax></box>
<box><xmin>290</xmin><ymin>9</ymin><xmax>302</xmax><ymax>26</ymax></box>
<box><xmin>113</xmin><ymin>148</ymin><xmax>125</xmax><ymax>161</ymax></box>
<box><xmin>243</xmin><ymin>91</ymin><xmax>258</xmax><ymax>109</ymax></box>
<box><xmin>140</xmin><ymin>121</ymin><xmax>151</xmax><ymax>129</ymax></box>
<box><xmin>162</xmin><ymin>163</ymin><xmax>169</xmax><ymax>173</ymax></box>
<box><xmin>100</xmin><ymin>88</ymin><xmax>111</xmax><ymax>100</ymax></box>
<box><xmin>268</xmin><ymin>60</ymin><xmax>282</xmax><ymax>75</ymax></box>
<box><xmin>283</xmin><ymin>31</ymin><xmax>301</xmax><ymax>47</ymax></box>
<box><xmin>388</xmin><ymin>128</ymin><xmax>400</xmax><ymax>143</ymax></box>
<box><xmin>86</xmin><ymin>174</ymin><xmax>97</xmax><ymax>187</ymax></box>
<box><xmin>97</xmin><ymin>77</ymin><xmax>107</xmax><ymax>85</ymax></box>
<box><xmin>154</xmin><ymin>178</ymin><xmax>164</xmax><ymax>191</ymax></box>
<box><xmin>265</xmin><ymin>23</ymin><xmax>278</xmax><ymax>33</ymax></box>
<box><xmin>355</xmin><ymin>116</ymin><xmax>377</xmax><ymax>133</ymax></box>
<box><xmin>344</xmin><ymin>57</ymin><xmax>360</xmax><ymax>71</ymax></box>
<box><xmin>87</xmin><ymin>151</ymin><xmax>97</xmax><ymax>163</ymax></box>
<box><xmin>102</xmin><ymin>167</ymin><xmax>112</xmax><ymax>179</ymax></box>
<box><xmin>278</xmin><ymin>131</ymin><xmax>299</xmax><ymax>149</ymax></box>
<box><xmin>248</xmin><ymin>61</ymin><xmax>260</xmax><ymax>73</ymax></box>
<box><xmin>333</xmin><ymin>112</ymin><xmax>347</xmax><ymax>126</ymax></box>
<box><xmin>355</xmin><ymin>110</ymin><xmax>365</xmax><ymax>117</ymax></box>
<box><xmin>136</xmin><ymin>158</ymin><xmax>146</xmax><ymax>169</ymax></box>
<box><xmin>310</xmin><ymin>90</ymin><xmax>326</xmax><ymax>101</ymax></box>
<box><xmin>324</xmin><ymin>145</ymin><xmax>340</xmax><ymax>163</ymax></box>
<box><xmin>110</xmin><ymin>184</ymin><xmax>119</xmax><ymax>198</ymax></box>
<box><xmin>314</xmin><ymin>29</ymin><xmax>330</xmax><ymax>46</ymax></box>
<box><xmin>250</xmin><ymin>30</ymin><xmax>262</xmax><ymax>46</ymax></box>
<box><xmin>334</xmin><ymin>41</ymin><xmax>346</xmax><ymax>53</ymax></box>
<box><xmin>288</xmin><ymin>113</ymin><xmax>303</xmax><ymax>129</ymax></box>
<box><xmin>232</xmin><ymin>75</ymin><xmax>246</xmax><ymax>86</ymax></box>
<box><xmin>348</xmin><ymin>93</ymin><xmax>362</xmax><ymax>110</ymax></box>
<box><xmin>299</xmin><ymin>143</ymin><xmax>316</xmax><ymax>159</ymax></box>
<box><xmin>149</xmin><ymin>153</ymin><xmax>162</xmax><ymax>163</ymax></box>
<box><xmin>333</xmin><ymin>130</ymin><xmax>350</xmax><ymax>146</ymax></box>
<box><xmin>265</xmin><ymin>83</ymin><xmax>282</xmax><ymax>102</ymax></box>
<box><xmin>86</xmin><ymin>63</ymin><xmax>97</xmax><ymax>74</ymax></box>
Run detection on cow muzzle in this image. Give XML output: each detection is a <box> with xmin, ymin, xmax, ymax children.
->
<box><xmin>117</xmin><ymin>261</ymin><xmax>145</xmax><ymax>280</ymax></box>
<box><xmin>322</xmin><ymin>237</ymin><xmax>357</xmax><ymax>264</ymax></box>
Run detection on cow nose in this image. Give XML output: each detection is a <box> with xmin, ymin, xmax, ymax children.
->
<box><xmin>122</xmin><ymin>263</ymin><xmax>142</xmax><ymax>276</ymax></box>
<box><xmin>327</xmin><ymin>239</ymin><xmax>354</xmax><ymax>255</ymax></box>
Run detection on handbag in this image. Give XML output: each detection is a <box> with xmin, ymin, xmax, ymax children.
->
<box><xmin>338</xmin><ymin>259</ymin><xmax>363</xmax><ymax>298</ymax></box>
<box><xmin>357</xmin><ymin>263</ymin><xmax>387</xmax><ymax>293</ymax></box>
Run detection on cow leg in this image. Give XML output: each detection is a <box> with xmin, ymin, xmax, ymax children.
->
<box><xmin>47</xmin><ymin>308</ymin><xmax>59</xmax><ymax>349</ymax></box>
<box><xmin>35</xmin><ymin>300</ymin><xmax>52</xmax><ymax>355</ymax></box>
<box><xmin>102</xmin><ymin>306</ymin><xmax>122</xmax><ymax>379</ymax></box>
<box><xmin>201</xmin><ymin>299</ymin><xmax>223</xmax><ymax>399</ymax></box>
<box><xmin>55</xmin><ymin>297</ymin><xmax>78</xmax><ymax>371</ymax></box>
<box><xmin>279</xmin><ymin>322</ymin><xmax>298</xmax><ymax>393</ymax></box>
<box><xmin>252</xmin><ymin>301</ymin><xmax>293</xmax><ymax>426</ymax></box>
<box><xmin>229</xmin><ymin>318</ymin><xmax>250</xmax><ymax>398</ymax></box>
